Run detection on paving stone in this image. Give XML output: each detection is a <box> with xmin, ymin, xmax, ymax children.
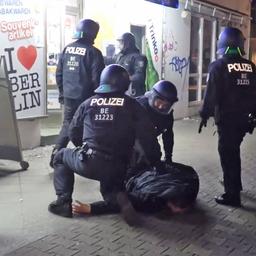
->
<box><xmin>3</xmin><ymin>119</ymin><xmax>256</xmax><ymax>256</ymax></box>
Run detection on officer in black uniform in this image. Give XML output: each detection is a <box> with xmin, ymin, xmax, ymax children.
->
<box><xmin>48</xmin><ymin>64</ymin><xmax>161</xmax><ymax>224</ymax></box>
<box><xmin>50</xmin><ymin>19</ymin><xmax>105</xmax><ymax>167</ymax></box>
<box><xmin>199</xmin><ymin>27</ymin><xmax>256</xmax><ymax>207</ymax></box>
<box><xmin>133</xmin><ymin>80</ymin><xmax>178</xmax><ymax>167</ymax></box>
<box><xmin>71</xmin><ymin>80</ymin><xmax>178</xmax><ymax>216</ymax></box>
<box><xmin>115</xmin><ymin>32</ymin><xmax>147</xmax><ymax>97</ymax></box>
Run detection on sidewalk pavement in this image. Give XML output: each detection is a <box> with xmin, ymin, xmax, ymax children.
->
<box><xmin>1</xmin><ymin>117</ymin><xmax>256</xmax><ymax>256</ymax></box>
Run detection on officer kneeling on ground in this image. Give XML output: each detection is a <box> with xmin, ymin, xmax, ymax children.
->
<box><xmin>48</xmin><ymin>64</ymin><xmax>161</xmax><ymax>225</ymax></box>
<box><xmin>199</xmin><ymin>27</ymin><xmax>256</xmax><ymax>207</ymax></box>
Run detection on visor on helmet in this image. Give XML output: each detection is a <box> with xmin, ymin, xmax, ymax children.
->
<box><xmin>148</xmin><ymin>91</ymin><xmax>175</xmax><ymax>115</ymax></box>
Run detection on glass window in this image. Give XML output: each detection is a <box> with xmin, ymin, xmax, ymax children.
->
<box><xmin>189</xmin><ymin>16</ymin><xmax>200</xmax><ymax>103</ymax></box>
<box><xmin>189</xmin><ymin>17</ymin><xmax>200</xmax><ymax>74</ymax></box>
<box><xmin>202</xmin><ymin>20</ymin><xmax>212</xmax><ymax>74</ymax></box>
<box><xmin>189</xmin><ymin>16</ymin><xmax>217</xmax><ymax>103</ymax></box>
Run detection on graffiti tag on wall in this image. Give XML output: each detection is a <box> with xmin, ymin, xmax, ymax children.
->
<box><xmin>169</xmin><ymin>56</ymin><xmax>189</xmax><ymax>77</ymax></box>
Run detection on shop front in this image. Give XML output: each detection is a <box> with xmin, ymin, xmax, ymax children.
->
<box><xmin>83</xmin><ymin>0</ymin><xmax>251</xmax><ymax>118</ymax></box>
<box><xmin>0</xmin><ymin>0</ymin><xmax>252</xmax><ymax>148</ymax></box>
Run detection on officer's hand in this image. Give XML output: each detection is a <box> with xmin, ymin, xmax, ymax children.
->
<box><xmin>58</xmin><ymin>95</ymin><xmax>64</xmax><ymax>105</ymax></box>
<box><xmin>198</xmin><ymin>118</ymin><xmax>207</xmax><ymax>133</ymax></box>
<box><xmin>164</xmin><ymin>156</ymin><xmax>172</xmax><ymax>168</ymax></box>
<box><xmin>154</xmin><ymin>161</ymin><xmax>166</xmax><ymax>173</ymax></box>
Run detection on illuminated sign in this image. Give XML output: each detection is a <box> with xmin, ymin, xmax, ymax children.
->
<box><xmin>145</xmin><ymin>0</ymin><xmax>179</xmax><ymax>9</ymax></box>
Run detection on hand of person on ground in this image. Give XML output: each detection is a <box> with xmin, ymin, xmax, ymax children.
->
<box><xmin>72</xmin><ymin>200</ymin><xmax>91</xmax><ymax>214</ymax></box>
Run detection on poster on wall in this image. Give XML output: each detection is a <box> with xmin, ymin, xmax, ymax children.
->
<box><xmin>145</xmin><ymin>3</ymin><xmax>163</xmax><ymax>91</ymax></box>
<box><xmin>0</xmin><ymin>0</ymin><xmax>46</xmax><ymax>119</ymax></box>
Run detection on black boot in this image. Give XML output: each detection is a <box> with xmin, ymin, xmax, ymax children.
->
<box><xmin>116</xmin><ymin>192</ymin><xmax>140</xmax><ymax>226</ymax></box>
<box><xmin>49</xmin><ymin>148</ymin><xmax>59</xmax><ymax>168</ymax></box>
<box><xmin>215</xmin><ymin>193</ymin><xmax>241</xmax><ymax>207</ymax></box>
<box><xmin>48</xmin><ymin>197</ymin><xmax>72</xmax><ymax>218</ymax></box>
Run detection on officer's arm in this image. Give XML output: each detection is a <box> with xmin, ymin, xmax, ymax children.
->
<box><xmin>200</xmin><ymin>63</ymin><xmax>218</xmax><ymax>119</ymax></box>
<box><xmin>134</xmin><ymin>102</ymin><xmax>162</xmax><ymax>166</ymax></box>
<box><xmin>55</xmin><ymin>52</ymin><xmax>64</xmax><ymax>103</ymax></box>
<box><xmin>91</xmin><ymin>49</ymin><xmax>105</xmax><ymax>90</ymax></box>
<box><xmin>69</xmin><ymin>103</ymin><xmax>86</xmax><ymax>146</ymax></box>
<box><xmin>130</xmin><ymin>55</ymin><xmax>147</xmax><ymax>83</ymax></box>
<box><xmin>162</xmin><ymin>113</ymin><xmax>174</xmax><ymax>163</ymax></box>
<box><xmin>90</xmin><ymin>201</ymin><xmax>120</xmax><ymax>215</ymax></box>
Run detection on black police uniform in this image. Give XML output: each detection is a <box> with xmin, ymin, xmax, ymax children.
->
<box><xmin>55</xmin><ymin>39</ymin><xmax>105</xmax><ymax>150</ymax></box>
<box><xmin>53</xmin><ymin>93</ymin><xmax>161</xmax><ymax>215</ymax></box>
<box><xmin>200</xmin><ymin>54</ymin><xmax>256</xmax><ymax>200</ymax></box>
<box><xmin>136</xmin><ymin>95</ymin><xmax>174</xmax><ymax>163</ymax></box>
<box><xmin>115</xmin><ymin>50</ymin><xmax>147</xmax><ymax>97</ymax></box>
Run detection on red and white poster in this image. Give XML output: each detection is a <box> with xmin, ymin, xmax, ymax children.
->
<box><xmin>0</xmin><ymin>0</ymin><xmax>46</xmax><ymax>119</ymax></box>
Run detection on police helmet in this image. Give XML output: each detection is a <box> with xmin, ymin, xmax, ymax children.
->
<box><xmin>148</xmin><ymin>80</ymin><xmax>178</xmax><ymax>115</ymax></box>
<box><xmin>117</xmin><ymin>32</ymin><xmax>136</xmax><ymax>49</ymax></box>
<box><xmin>217</xmin><ymin>27</ymin><xmax>245</xmax><ymax>55</ymax></box>
<box><xmin>94</xmin><ymin>64</ymin><xmax>130</xmax><ymax>94</ymax></box>
<box><xmin>73</xmin><ymin>19</ymin><xmax>99</xmax><ymax>40</ymax></box>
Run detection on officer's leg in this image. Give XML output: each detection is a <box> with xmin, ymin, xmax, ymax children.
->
<box><xmin>48</xmin><ymin>148</ymin><xmax>75</xmax><ymax>218</ymax></box>
<box><xmin>50</xmin><ymin>99</ymin><xmax>81</xmax><ymax>168</ymax></box>
<box><xmin>215</xmin><ymin>124</ymin><xmax>245</xmax><ymax>206</ymax></box>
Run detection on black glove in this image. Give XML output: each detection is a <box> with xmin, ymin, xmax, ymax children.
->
<box><xmin>154</xmin><ymin>161</ymin><xmax>166</xmax><ymax>173</ymax></box>
<box><xmin>164</xmin><ymin>155</ymin><xmax>172</xmax><ymax>167</ymax></box>
<box><xmin>58</xmin><ymin>95</ymin><xmax>64</xmax><ymax>104</ymax></box>
<box><xmin>198</xmin><ymin>118</ymin><xmax>207</xmax><ymax>133</ymax></box>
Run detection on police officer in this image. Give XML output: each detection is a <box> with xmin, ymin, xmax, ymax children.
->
<box><xmin>199</xmin><ymin>27</ymin><xmax>256</xmax><ymax>207</ymax></box>
<box><xmin>50</xmin><ymin>19</ymin><xmax>105</xmax><ymax>167</ymax></box>
<box><xmin>115</xmin><ymin>32</ymin><xmax>147</xmax><ymax>97</ymax></box>
<box><xmin>133</xmin><ymin>80</ymin><xmax>178</xmax><ymax>167</ymax></box>
<box><xmin>48</xmin><ymin>64</ymin><xmax>161</xmax><ymax>225</ymax></box>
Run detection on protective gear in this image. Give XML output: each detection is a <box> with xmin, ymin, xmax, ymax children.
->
<box><xmin>73</xmin><ymin>19</ymin><xmax>99</xmax><ymax>40</ymax></box>
<box><xmin>58</xmin><ymin>95</ymin><xmax>64</xmax><ymax>105</ymax></box>
<box><xmin>133</xmin><ymin>95</ymin><xmax>174</xmax><ymax>169</ymax></box>
<box><xmin>49</xmin><ymin>147</ymin><xmax>59</xmax><ymax>168</ymax></box>
<box><xmin>117</xmin><ymin>32</ymin><xmax>136</xmax><ymax>51</ymax></box>
<box><xmin>198</xmin><ymin>118</ymin><xmax>207</xmax><ymax>133</ymax></box>
<box><xmin>50</xmin><ymin>93</ymin><xmax>161</xmax><ymax>219</ymax></box>
<box><xmin>53</xmin><ymin>29</ymin><xmax>104</xmax><ymax>155</ymax></box>
<box><xmin>217</xmin><ymin>27</ymin><xmax>245</xmax><ymax>56</ymax></box>
<box><xmin>200</xmin><ymin>34</ymin><xmax>256</xmax><ymax>206</ymax></box>
<box><xmin>115</xmin><ymin>32</ymin><xmax>147</xmax><ymax>97</ymax></box>
<box><xmin>94</xmin><ymin>64</ymin><xmax>130</xmax><ymax>93</ymax></box>
<box><xmin>148</xmin><ymin>80</ymin><xmax>178</xmax><ymax>115</ymax></box>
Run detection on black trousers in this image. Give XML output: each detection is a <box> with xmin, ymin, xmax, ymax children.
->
<box><xmin>217</xmin><ymin>119</ymin><xmax>248</xmax><ymax>196</ymax></box>
<box><xmin>55</xmin><ymin>98</ymin><xmax>83</xmax><ymax>149</ymax></box>
<box><xmin>53</xmin><ymin>147</ymin><xmax>127</xmax><ymax>207</ymax></box>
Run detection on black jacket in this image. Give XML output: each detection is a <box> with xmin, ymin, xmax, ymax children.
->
<box><xmin>56</xmin><ymin>39</ymin><xmax>105</xmax><ymax>101</ymax></box>
<box><xmin>69</xmin><ymin>93</ymin><xmax>161</xmax><ymax>165</ymax></box>
<box><xmin>114</xmin><ymin>48</ymin><xmax>147</xmax><ymax>97</ymax></box>
<box><xmin>200</xmin><ymin>54</ymin><xmax>256</xmax><ymax>124</ymax></box>
<box><xmin>136</xmin><ymin>95</ymin><xmax>174</xmax><ymax>161</ymax></box>
<box><xmin>126</xmin><ymin>162</ymin><xmax>199</xmax><ymax>213</ymax></box>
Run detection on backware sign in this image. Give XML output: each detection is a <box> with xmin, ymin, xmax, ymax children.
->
<box><xmin>0</xmin><ymin>0</ymin><xmax>46</xmax><ymax>119</ymax></box>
